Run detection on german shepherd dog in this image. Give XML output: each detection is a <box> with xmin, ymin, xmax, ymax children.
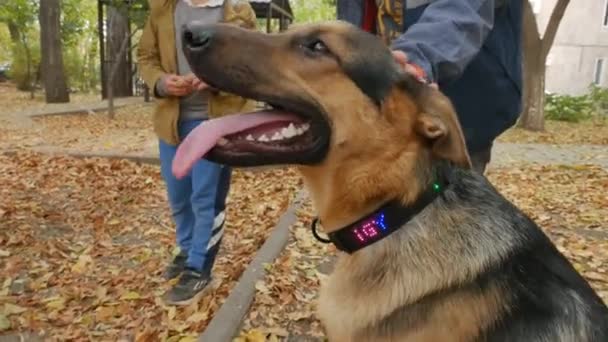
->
<box><xmin>172</xmin><ymin>21</ymin><xmax>608</xmax><ymax>341</ymax></box>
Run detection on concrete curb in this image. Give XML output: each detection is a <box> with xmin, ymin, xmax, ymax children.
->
<box><xmin>198</xmin><ymin>190</ymin><xmax>307</xmax><ymax>342</ymax></box>
<box><xmin>1</xmin><ymin>147</ymin><xmax>160</xmax><ymax>165</ymax></box>
<box><xmin>25</xmin><ymin>97</ymin><xmax>150</xmax><ymax>118</ymax></box>
<box><xmin>2</xmin><ymin>148</ymin><xmax>311</xmax><ymax>173</ymax></box>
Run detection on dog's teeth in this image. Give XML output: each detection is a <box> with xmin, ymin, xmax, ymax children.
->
<box><xmin>271</xmin><ymin>132</ymin><xmax>282</xmax><ymax>141</ymax></box>
<box><xmin>217</xmin><ymin>138</ymin><xmax>228</xmax><ymax>146</ymax></box>
<box><xmin>258</xmin><ymin>134</ymin><xmax>269</xmax><ymax>142</ymax></box>
<box><xmin>283</xmin><ymin>124</ymin><xmax>297</xmax><ymax>138</ymax></box>
<box><xmin>302</xmin><ymin>123</ymin><xmax>310</xmax><ymax>131</ymax></box>
<box><xmin>246</xmin><ymin>134</ymin><xmax>254</xmax><ymax>141</ymax></box>
<box><xmin>295</xmin><ymin>128</ymin><xmax>304</xmax><ymax>135</ymax></box>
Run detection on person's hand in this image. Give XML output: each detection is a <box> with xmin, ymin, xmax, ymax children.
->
<box><xmin>391</xmin><ymin>50</ymin><xmax>438</xmax><ymax>89</ymax></box>
<box><xmin>190</xmin><ymin>75</ymin><xmax>210</xmax><ymax>91</ymax></box>
<box><xmin>164</xmin><ymin>74</ymin><xmax>194</xmax><ymax>97</ymax></box>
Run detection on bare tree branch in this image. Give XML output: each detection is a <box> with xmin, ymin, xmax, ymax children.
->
<box><xmin>541</xmin><ymin>0</ymin><xmax>570</xmax><ymax>59</ymax></box>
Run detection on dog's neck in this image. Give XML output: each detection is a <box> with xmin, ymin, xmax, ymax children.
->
<box><xmin>299</xmin><ymin>150</ymin><xmax>433</xmax><ymax>234</ymax></box>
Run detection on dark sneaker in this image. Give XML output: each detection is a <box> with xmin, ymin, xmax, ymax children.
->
<box><xmin>162</xmin><ymin>268</ymin><xmax>212</xmax><ymax>306</ymax></box>
<box><xmin>163</xmin><ymin>252</ymin><xmax>187</xmax><ymax>280</ymax></box>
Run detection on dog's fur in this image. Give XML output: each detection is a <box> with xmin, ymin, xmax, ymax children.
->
<box><xmin>182</xmin><ymin>21</ymin><xmax>608</xmax><ymax>341</ymax></box>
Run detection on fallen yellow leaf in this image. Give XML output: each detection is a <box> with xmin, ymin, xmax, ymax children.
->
<box><xmin>45</xmin><ymin>297</ymin><xmax>66</xmax><ymax>310</ymax></box>
<box><xmin>0</xmin><ymin>314</ymin><xmax>10</xmax><ymax>331</ymax></box>
<box><xmin>108</xmin><ymin>218</ymin><xmax>121</xmax><ymax>226</ymax></box>
<box><xmin>2</xmin><ymin>303</ymin><xmax>27</xmax><ymax>316</ymax></box>
<box><xmin>71</xmin><ymin>254</ymin><xmax>93</xmax><ymax>274</ymax></box>
<box><xmin>234</xmin><ymin>329</ymin><xmax>267</xmax><ymax>342</ymax></box>
<box><xmin>186</xmin><ymin>312</ymin><xmax>208</xmax><ymax>323</ymax></box>
<box><xmin>120</xmin><ymin>291</ymin><xmax>141</xmax><ymax>301</ymax></box>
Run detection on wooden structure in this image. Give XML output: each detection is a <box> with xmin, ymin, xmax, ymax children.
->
<box><xmin>97</xmin><ymin>0</ymin><xmax>148</xmax><ymax>100</ymax></box>
<box><xmin>249</xmin><ymin>0</ymin><xmax>294</xmax><ymax>33</ymax></box>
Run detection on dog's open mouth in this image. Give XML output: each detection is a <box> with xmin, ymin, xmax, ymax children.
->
<box><xmin>172</xmin><ymin>101</ymin><xmax>329</xmax><ymax>178</ymax></box>
<box><xmin>218</xmin><ymin>105</ymin><xmax>313</xmax><ymax>150</ymax></box>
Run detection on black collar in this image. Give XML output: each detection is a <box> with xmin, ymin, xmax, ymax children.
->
<box><xmin>311</xmin><ymin>164</ymin><xmax>452</xmax><ymax>254</ymax></box>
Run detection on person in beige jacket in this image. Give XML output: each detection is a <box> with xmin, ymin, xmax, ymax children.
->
<box><xmin>137</xmin><ymin>0</ymin><xmax>256</xmax><ymax>306</ymax></box>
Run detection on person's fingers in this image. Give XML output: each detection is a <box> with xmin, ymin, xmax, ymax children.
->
<box><xmin>167</xmin><ymin>84</ymin><xmax>190</xmax><ymax>96</ymax></box>
<box><xmin>392</xmin><ymin>50</ymin><xmax>409</xmax><ymax>69</ymax></box>
<box><xmin>175</xmin><ymin>88</ymin><xmax>191</xmax><ymax>96</ymax></box>
<box><xmin>165</xmin><ymin>75</ymin><xmax>186</xmax><ymax>91</ymax></box>
<box><xmin>166</xmin><ymin>74</ymin><xmax>181</xmax><ymax>84</ymax></box>
<box><xmin>194</xmin><ymin>78</ymin><xmax>209</xmax><ymax>91</ymax></box>
<box><xmin>404</xmin><ymin>64</ymin><xmax>418</xmax><ymax>76</ymax></box>
<box><xmin>183</xmin><ymin>73</ymin><xmax>196</xmax><ymax>86</ymax></box>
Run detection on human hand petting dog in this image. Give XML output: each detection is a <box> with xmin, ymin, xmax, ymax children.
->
<box><xmin>392</xmin><ymin>50</ymin><xmax>438</xmax><ymax>89</ymax></box>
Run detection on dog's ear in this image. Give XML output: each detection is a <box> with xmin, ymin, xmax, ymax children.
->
<box><xmin>413</xmin><ymin>89</ymin><xmax>472</xmax><ymax>169</ymax></box>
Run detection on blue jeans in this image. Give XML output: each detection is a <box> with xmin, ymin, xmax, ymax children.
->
<box><xmin>159</xmin><ymin>119</ymin><xmax>231</xmax><ymax>276</ymax></box>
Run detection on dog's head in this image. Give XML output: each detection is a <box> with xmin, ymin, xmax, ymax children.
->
<box><xmin>173</xmin><ymin>21</ymin><xmax>471</xmax><ymax>216</ymax></box>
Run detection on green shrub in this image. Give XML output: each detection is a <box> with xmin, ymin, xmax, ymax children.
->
<box><xmin>9</xmin><ymin>39</ymin><xmax>40</xmax><ymax>91</ymax></box>
<box><xmin>544</xmin><ymin>93</ymin><xmax>592</xmax><ymax>123</ymax></box>
<box><xmin>587</xmin><ymin>84</ymin><xmax>608</xmax><ymax>115</ymax></box>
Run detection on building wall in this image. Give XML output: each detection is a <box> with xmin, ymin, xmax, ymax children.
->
<box><xmin>531</xmin><ymin>0</ymin><xmax>608</xmax><ymax>95</ymax></box>
<box><xmin>545</xmin><ymin>46</ymin><xmax>608</xmax><ymax>95</ymax></box>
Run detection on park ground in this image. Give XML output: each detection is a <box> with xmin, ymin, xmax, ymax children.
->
<box><xmin>0</xmin><ymin>81</ymin><xmax>606</xmax><ymax>341</ymax></box>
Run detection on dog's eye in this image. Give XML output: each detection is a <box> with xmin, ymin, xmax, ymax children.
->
<box><xmin>302</xmin><ymin>39</ymin><xmax>329</xmax><ymax>55</ymax></box>
<box><xmin>310</xmin><ymin>40</ymin><xmax>328</xmax><ymax>53</ymax></box>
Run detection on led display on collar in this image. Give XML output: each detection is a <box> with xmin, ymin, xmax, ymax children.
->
<box><xmin>311</xmin><ymin>170</ymin><xmax>449</xmax><ymax>254</ymax></box>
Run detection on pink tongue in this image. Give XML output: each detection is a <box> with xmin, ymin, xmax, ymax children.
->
<box><xmin>172</xmin><ymin>111</ymin><xmax>299</xmax><ymax>179</ymax></box>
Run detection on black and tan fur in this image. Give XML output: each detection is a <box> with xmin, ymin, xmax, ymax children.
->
<box><xmin>181</xmin><ymin>20</ymin><xmax>608</xmax><ymax>341</ymax></box>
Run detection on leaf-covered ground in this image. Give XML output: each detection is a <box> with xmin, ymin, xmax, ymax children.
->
<box><xmin>239</xmin><ymin>164</ymin><xmax>608</xmax><ymax>341</ymax></box>
<box><xmin>0</xmin><ymin>151</ymin><xmax>302</xmax><ymax>340</ymax></box>
<box><xmin>0</xmin><ymin>105</ymin><xmax>156</xmax><ymax>155</ymax></box>
<box><xmin>1</xmin><ymin>85</ymin><xmax>607</xmax><ymax>340</ymax></box>
<box><xmin>0</xmin><ymin>83</ymin><xmax>99</xmax><ymax>115</ymax></box>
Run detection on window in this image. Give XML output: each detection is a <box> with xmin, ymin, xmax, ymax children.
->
<box><xmin>604</xmin><ymin>0</ymin><xmax>608</xmax><ymax>27</ymax></box>
<box><xmin>594</xmin><ymin>58</ymin><xmax>605</xmax><ymax>85</ymax></box>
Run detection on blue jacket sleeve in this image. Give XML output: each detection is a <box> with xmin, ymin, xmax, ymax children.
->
<box><xmin>391</xmin><ymin>0</ymin><xmax>495</xmax><ymax>84</ymax></box>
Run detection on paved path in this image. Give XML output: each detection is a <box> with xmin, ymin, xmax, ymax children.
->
<box><xmin>490</xmin><ymin>143</ymin><xmax>608</xmax><ymax>169</ymax></box>
<box><xmin>16</xmin><ymin>142</ymin><xmax>607</xmax><ymax>171</ymax></box>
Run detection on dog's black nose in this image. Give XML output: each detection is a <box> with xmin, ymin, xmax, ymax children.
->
<box><xmin>182</xmin><ymin>22</ymin><xmax>214</xmax><ymax>50</ymax></box>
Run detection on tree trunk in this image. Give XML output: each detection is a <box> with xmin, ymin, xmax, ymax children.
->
<box><xmin>107</xmin><ymin>34</ymin><xmax>131</xmax><ymax>119</ymax></box>
<box><xmin>520</xmin><ymin>55</ymin><xmax>546</xmax><ymax>131</ymax></box>
<box><xmin>7</xmin><ymin>22</ymin><xmax>20</xmax><ymax>43</ymax></box>
<box><xmin>39</xmin><ymin>0</ymin><xmax>70</xmax><ymax>103</ymax></box>
<box><xmin>106</xmin><ymin>5</ymin><xmax>132</xmax><ymax>98</ymax></box>
<box><xmin>518</xmin><ymin>0</ymin><xmax>570</xmax><ymax>131</ymax></box>
<box><xmin>519</xmin><ymin>0</ymin><xmax>544</xmax><ymax>131</ymax></box>
<box><xmin>18</xmin><ymin>33</ymin><xmax>35</xmax><ymax>97</ymax></box>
